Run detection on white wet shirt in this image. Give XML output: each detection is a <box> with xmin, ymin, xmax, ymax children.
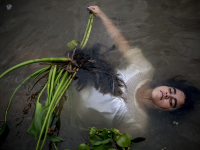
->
<box><xmin>67</xmin><ymin>48</ymin><xmax>154</xmax><ymax>137</ymax></box>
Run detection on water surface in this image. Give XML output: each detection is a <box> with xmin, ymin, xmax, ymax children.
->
<box><xmin>0</xmin><ymin>0</ymin><xmax>200</xmax><ymax>149</ymax></box>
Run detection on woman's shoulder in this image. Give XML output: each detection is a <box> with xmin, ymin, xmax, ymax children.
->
<box><xmin>122</xmin><ymin>48</ymin><xmax>153</xmax><ymax>71</ymax></box>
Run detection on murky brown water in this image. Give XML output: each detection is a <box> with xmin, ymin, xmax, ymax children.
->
<box><xmin>0</xmin><ymin>0</ymin><xmax>200</xmax><ymax>150</ymax></box>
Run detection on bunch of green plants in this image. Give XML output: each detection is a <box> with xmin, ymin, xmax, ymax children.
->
<box><xmin>77</xmin><ymin>127</ymin><xmax>145</xmax><ymax>150</ymax></box>
<box><xmin>0</xmin><ymin>13</ymin><xmax>94</xmax><ymax>150</ymax></box>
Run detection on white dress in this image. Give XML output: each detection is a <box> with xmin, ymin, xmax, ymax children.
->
<box><xmin>66</xmin><ymin>48</ymin><xmax>154</xmax><ymax>137</ymax></box>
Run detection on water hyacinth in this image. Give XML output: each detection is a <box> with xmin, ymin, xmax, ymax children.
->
<box><xmin>0</xmin><ymin>13</ymin><xmax>94</xmax><ymax>150</ymax></box>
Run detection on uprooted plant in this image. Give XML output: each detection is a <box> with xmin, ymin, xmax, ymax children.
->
<box><xmin>0</xmin><ymin>13</ymin><xmax>94</xmax><ymax>150</ymax></box>
<box><xmin>77</xmin><ymin>127</ymin><xmax>146</xmax><ymax>150</ymax></box>
<box><xmin>0</xmin><ymin>11</ymin><xmax>145</xmax><ymax>150</ymax></box>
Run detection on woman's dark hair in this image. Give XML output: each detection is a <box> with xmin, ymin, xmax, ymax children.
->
<box><xmin>151</xmin><ymin>75</ymin><xmax>200</xmax><ymax>115</ymax></box>
<box><xmin>65</xmin><ymin>43</ymin><xmax>125</xmax><ymax>96</ymax></box>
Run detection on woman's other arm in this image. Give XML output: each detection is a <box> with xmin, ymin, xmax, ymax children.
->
<box><xmin>88</xmin><ymin>6</ymin><xmax>131</xmax><ymax>53</ymax></box>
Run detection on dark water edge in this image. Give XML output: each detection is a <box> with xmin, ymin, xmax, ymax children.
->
<box><xmin>0</xmin><ymin>0</ymin><xmax>200</xmax><ymax>150</ymax></box>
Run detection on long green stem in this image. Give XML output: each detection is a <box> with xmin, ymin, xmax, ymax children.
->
<box><xmin>4</xmin><ymin>66</ymin><xmax>50</xmax><ymax>123</ymax></box>
<box><xmin>46</xmin><ymin>68</ymin><xmax>64</xmax><ymax>106</ymax></box>
<box><xmin>82</xmin><ymin>14</ymin><xmax>94</xmax><ymax>48</ymax></box>
<box><xmin>28</xmin><ymin>67</ymin><xmax>49</xmax><ymax>92</ymax></box>
<box><xmin>80</xmin><ymin>13</ymin><xmax>94</xmax><ymax>49</ymax></box>
<box><xmin>36</xmin><ymin>71</ymin><xmax>68</xmax><ymax>150</ymax></box>
<box><xmin>53</xmin><ymin>68</ymin><xmax>65</xmax><ymax>89</ymax></box>
<box><xmin>0</xmin><ymin>58</ymin><xmax>71</xmax><ymax>79</ymax></box>
<box><xmin>47</xmin><ymin>66</ymin><xmax>54</xmax><ymax>105</ymax></box>
<box><xmin>49</xmin><ymin>65</ymin><xmax>57</xmax><ymax>103</ymax></box>
<box><xmin>40</xmin><ymin>70</ymin><xmax>77</xmax><ymax>150</ymax></box>
<box><xmin>37</xmin><ymin>83</ymin><xmax>48</xmax><ymax>103</ymax></box>
<box><xmin>40</xmin><ymin>75</ymin><xmax>71</xmax><ymax>150</ymax></box>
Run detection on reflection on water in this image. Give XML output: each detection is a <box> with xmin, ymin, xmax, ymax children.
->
<box><xmin>0</xmin><ymin>0</ymin><xmax>200</xmax><ymax>149</ymax></box>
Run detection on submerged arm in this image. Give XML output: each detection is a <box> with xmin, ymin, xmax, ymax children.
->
<box><xmin>88</xmin><ymin>6</ymin><xmax>131</xmax><ymax>53</ymax></box>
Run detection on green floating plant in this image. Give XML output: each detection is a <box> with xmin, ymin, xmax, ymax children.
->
<box><xmin>0</xmin><ymin>13</ymin><xmax>94</xmax><ymax>150</ymax></box>
<box><xmin>77</xmin><ymin>127</ymin><xmax>146</xmax><ymax>150</ymax></box>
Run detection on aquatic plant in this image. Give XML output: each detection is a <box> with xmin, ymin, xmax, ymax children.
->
<box><xmin>76</xmin><ymin>127</ymin><xmax>146</xmax><ymax>150</ymax></box>
<box><xmin>0</xmin><ymin>13</ymin><xmax>94</xmax><ymax>150</ymax></box>
<box><xmin>0</xmin><ymin>11</ymin><xmax>145</xmax><ymax>150</ymax></box>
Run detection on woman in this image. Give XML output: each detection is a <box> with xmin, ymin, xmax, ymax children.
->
<box><xmin>66</xmin><ymin>6</ymin><xmax>199</xmax><ymax>137</ymax></box>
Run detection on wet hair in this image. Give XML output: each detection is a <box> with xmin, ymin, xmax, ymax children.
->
<box><xmin>151</xmin><ymin>75</ymin><xmax>200</xmax><ymax>115</ymax></box>
<box><xmin>65</xmin><ymin>44</ymin><xmax>125</xmax><ymax>97</ymax></box>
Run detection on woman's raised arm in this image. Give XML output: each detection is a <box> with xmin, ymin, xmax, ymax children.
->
<box><xmin>87</xmin><ymin>6</ymin><xmax>131</xmax><ymax>53</ymax></box>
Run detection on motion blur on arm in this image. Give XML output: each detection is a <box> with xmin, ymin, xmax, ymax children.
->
<box><xmin>87</xmin><ymin>6</ymin><xmax>131</xmax><ymax>53</ymax></box>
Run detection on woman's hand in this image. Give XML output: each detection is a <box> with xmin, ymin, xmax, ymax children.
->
<box><xmin>87</xmin><ymin>6</ymin><xmax>131</xmax><ymax>53</ymax></box>
<box><xmin>87</xmin><ymin>6</ymin><xmax>102</xmax><ymax>17</ymax></box>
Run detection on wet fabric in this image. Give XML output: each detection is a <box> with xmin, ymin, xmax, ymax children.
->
<box><xmin>66</xmin><ymin>48</ymin><xmax>154</xmax><ymax>137</ymax></box>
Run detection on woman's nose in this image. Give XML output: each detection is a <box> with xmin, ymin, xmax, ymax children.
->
<box><xmin>165</xmin><ymin>92</ymin><xmax>171</xmax><ymax>99</ymax></box>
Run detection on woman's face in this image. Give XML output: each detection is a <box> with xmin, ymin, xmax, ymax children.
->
<box><xmin>151</xmin><ymin>86</ymin><xmax>186</xmax><ymax>109</ymax></box>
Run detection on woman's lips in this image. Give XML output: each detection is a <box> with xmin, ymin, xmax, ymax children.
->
<box><xmin>160</xmin><ymin>90</ymin><xmax>163</xmax><ymax>100</ymax></box>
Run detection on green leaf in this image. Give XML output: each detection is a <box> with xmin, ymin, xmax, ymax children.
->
<box><xmin>67</xmin><ymin>40</ymin><xmax>79</xmax><ymax>50</ymax></box>
<box><xmin>111</xmin><ymin>131</ymin><xmax>119</xmax><ymax>142</ymax></box>
<box><xmin>110</xmin><ymin>128</ymin><xmax>119</xmax><ymax>135</ymax></box>
<box><xmin>103</xmin><ymin>144</ymin><xmax>110</xmax><ymax>149</ymax></box>
<box><xmin>91</xmin><ymin>135</ymin><xmax>102</xmax><ymax>141</ymax></box>
<box><xmin>50</xmin><ymin>112</ymin><xmax>60</xmax><ymax>128</ymax></box>
<box><xmin>49</xmin><ymin>135</ymin><xmax>65</xmax><ymax>143</ymax></box>
<box><xmin>131</xmin><ymin>137</ymin><xmax>146</xmax><ymax>143</ymax></box>
<box><xmin>90</xmin><ymin>138</ymin><xmax>112</xmax><ymax>146</ymax></box>
<box><xmin>101</xmin><ymin>138</ymin><xmax>112</xmax><ymax>145</ymax></box>
<box><xmin>90</xmin><ymin>140</ymin><xmax>96</xmax><ymax>146</ymax></box>
<box><xmin>97</xmin><ymin>133</ymin><xmax>104</xmax><ymax>139</ymax></box>
<box><xmin>116</xmin><ymin>133</ymin><xmax>132</xmax><ymax>148</ymax></box>
<box><xmin>89</xmin><ymin>127</ymin><xmax>98</xmax><ymax>138</ymax></box>
<box><xmin>27</xmin><ymin>101</ymin><xmax>48</xmax><ymax>138</ymax></box>
<box><xmin>102</xmin><ymin>128</ymin><xmax>108</xmax><ymax>139</ymax></box>
<box><xmin>92</xmin><ymin>145</ymin><xmax>107</xmax><ymax>150</ymax></box>
<box><xmin>77</xmin><ymin>143</ymin><xmax>90</xmax><ymax>150</ymax></box>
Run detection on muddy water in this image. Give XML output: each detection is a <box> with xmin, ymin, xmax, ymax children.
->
<box><xmin>0</xmin><ymin>0</ymin><xmax>200</xmax><ymax>150</ymax></box>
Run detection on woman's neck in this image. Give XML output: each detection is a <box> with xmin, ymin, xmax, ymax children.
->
<box><xmin>135</xmin><ymin>81</ymin><xmax>154</xmax><ymax>113</ymax></box>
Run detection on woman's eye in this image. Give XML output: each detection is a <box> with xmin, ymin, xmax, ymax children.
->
<box><xmin>169</xmin><ymin>88</ymin><xmax>172</xmax><ymax>94</ymax></box>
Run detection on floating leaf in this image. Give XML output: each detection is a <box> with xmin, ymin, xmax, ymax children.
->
<box><xmin>77</xmin><ymin>143</ymin><xmax>90</xmax><ymax>150</ymax></box>
<box><xmin>101</xmin><ymin>138</ymin><xmax>112</xmax><ymax>145</ymax></box>
<box><xmin>102</xmin><ymin>128</ymin><xmax>108</xmax><ymax>139</ymax></box>
<box><xmin>116</xmin><ymin>133</ymin><xmax>132</xmax><ymax>148</ymax></box>
<box><xmin>92</xmin><ymin>144</ymin><xmax>107</xmax><ymax>150</ymax></box>
<box><xmin>67</xmin><ymin>40</ymin><xmax>79</xmax><ymax>50</ymax></box>
<box><xmin>131</xmin><ymin>137</ymin><xmax>146</xmax><ymax>143</ymax></box>
<box><xmin>27</xmin><ymin>84</ymin><xmax>48</xmax><ymax>138</ymax></box>
<box><xmin>91</xmin><ymin>135</ymin><xmax>102</xmax><ymax>141</ymax></box>
<box><xmin>49</xmin><ymin>135</ymin><xmax>65</xmax><ymax>143</ymax></box>
<box><xmin>89</xmin><ymin>127</ymin><xmax>98</xmax><ymax>138</ymax></box>
<box><xmin>110</xmin><ymin>128</ymin><xmax>119</xmax><ymax>135</ymax></box>
<box><xmin>91</xmin><ymin>138</ymin><xmax>112</xmax><ymax>146</ymax></box>
<box><xmin>111</xmin><ymin>130</ymin><xmax>119</xmax><ymax>142</ymax></box>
